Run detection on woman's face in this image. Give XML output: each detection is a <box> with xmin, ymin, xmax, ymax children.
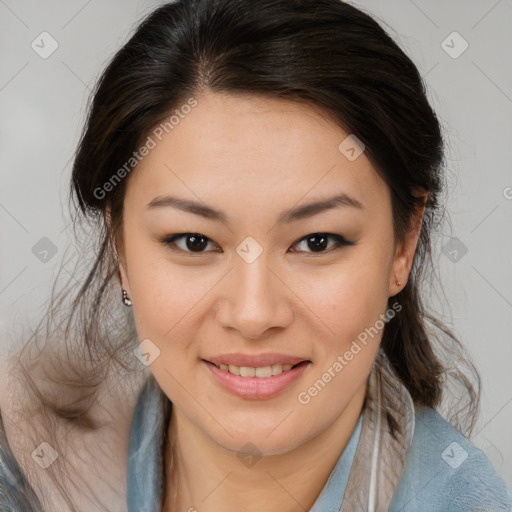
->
<box><xmin>118</xmin><ymin>91</ymin><xmax>420</xmax><ymax>455</ymax></box>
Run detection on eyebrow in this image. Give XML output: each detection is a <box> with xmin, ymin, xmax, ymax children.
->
<box><xmin>147</xmin><ymin>193</ymin><xmax>364</xmax><ymax>224</ymax></box>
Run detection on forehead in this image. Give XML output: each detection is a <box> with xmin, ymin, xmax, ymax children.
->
<box><xmin>125</xmin><ymin>92</ymin><xmax>389</xmax><ymax>216</ymax></box>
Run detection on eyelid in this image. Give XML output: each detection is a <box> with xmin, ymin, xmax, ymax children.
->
<box><xmin>161</xmin><ymin>233</ymin><xmax>221</xmax><ymax>254</ymax></box>
<box><xmin>289</xmin><ymin>233</ymin><xmax>354</xmax><ymax>254</ymax></box>
<box><xmin>160</xmin><ymin>232</ymin><xmax>355</xmax><ymax>255</ymax></box>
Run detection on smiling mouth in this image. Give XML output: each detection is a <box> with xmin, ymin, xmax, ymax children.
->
<box><xmin>205</xmin><ymin>360</ymin><xmax>310</xmax><ymax>378</ymax></box>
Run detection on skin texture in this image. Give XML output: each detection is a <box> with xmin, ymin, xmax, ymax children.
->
<box><xmin>117</xmin><ymin>91</ymin><xmax>426</xmax><ymax>511</ymax></box>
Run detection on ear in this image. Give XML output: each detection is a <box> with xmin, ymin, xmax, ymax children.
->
<box><xmin>389</xmin><ymin>188</ymin><xmax>428</xmax><ymax>296</ymax></box>
<box><xmin>104</xmin><ymin>205</ymin><xmax>131</xmax><ymax>294</ymax></box>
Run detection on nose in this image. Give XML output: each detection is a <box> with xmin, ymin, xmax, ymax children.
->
<box><xmin>215</xmin><ymin>252</ymin><xmax>294</xmax><ymax>340</ymax></box>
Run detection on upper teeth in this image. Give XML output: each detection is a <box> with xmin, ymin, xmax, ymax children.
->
<box><xmin>218</xmin><ymin>363</ymin><xmax>294</xmax><ymax>377</ymax></box>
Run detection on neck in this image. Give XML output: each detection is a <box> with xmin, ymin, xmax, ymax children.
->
<box><xmin>163</xmin><ymin>382</ymin><xmax>367</xmax><ymax>512</ymax></box>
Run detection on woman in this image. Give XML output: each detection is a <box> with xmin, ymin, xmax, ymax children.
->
<box><xmin>0</xmin><ymin>0</ymin><xmax>510</xmax><ymax>511</ymax></box>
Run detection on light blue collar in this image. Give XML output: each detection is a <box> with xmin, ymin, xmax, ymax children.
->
<box><xmin>309</xmin><ymin>413</ymin><xmax>363</xmax><ymax>511</ymax></box>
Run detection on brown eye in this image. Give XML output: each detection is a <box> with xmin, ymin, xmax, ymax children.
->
<box><xmin>290</xmin><ymin>233</ymin><xmax>355</xmax><ymax>254</ymax></box>
<box><xmin>161</xmin><ymin>233</ymin><xmax>220</xmax><ymax>253</ymax></box>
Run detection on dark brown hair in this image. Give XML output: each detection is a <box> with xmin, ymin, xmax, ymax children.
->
<box><xmin>2</xmin><ymin>1</ymin><xmax>479</xmax><ymax>510</ymax></box>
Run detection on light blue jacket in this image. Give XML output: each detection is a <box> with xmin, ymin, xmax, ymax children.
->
<box><xmin>127</xmin><ymin>375</ymin><xmax>512</xmax><ymax>512</ymax></box>
<box><xmin>1</xmin><ymin>374</ymin><xmax>511</xmax><ymax>511</ymax></box>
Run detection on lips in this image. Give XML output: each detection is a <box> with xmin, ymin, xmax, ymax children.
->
<box><xmin>203</xmin><ymin>356</ymin><xmax>311</xmax><ymax>399</ymax></box>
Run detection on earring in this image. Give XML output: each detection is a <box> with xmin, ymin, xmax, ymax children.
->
<box><xmin>395</xmin><ymin>275</ymin><xmax>402</xmax><ymax>287</ymax></box>
<box><xmin>122</xmin><ymin>288</ymin><xmax>132</xmax><ymax>307</ymax></box>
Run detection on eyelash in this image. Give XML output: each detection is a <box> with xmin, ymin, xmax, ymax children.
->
<box><xmin>160</xmin><ymin>232</ymin><xmax>355</xmax><ymax>256</ymax></box>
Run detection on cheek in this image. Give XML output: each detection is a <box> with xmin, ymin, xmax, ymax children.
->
<box><xmin>125</xmin><ymin>245</ymin><xmax>225</xmax><ymax>352</ymax></box>
<box><xmin>293</xmin><ymin>257</ymin><xmax>392</xmax><ymax>346</ymax></box>
<box><xmin>122</xmin><ymin>236</ymin><xmax>189</xmax><ymax>339</ymax></box>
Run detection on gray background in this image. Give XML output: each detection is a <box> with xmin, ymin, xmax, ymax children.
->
<box><xmin>1</xmin><ymin>0</ymin><xmax>511</xmax><ymax>487</ymax></box>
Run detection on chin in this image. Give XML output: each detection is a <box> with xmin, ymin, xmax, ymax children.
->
<box><xmin>217</xmin><ymin>433</ymin><xmax>303</xmax><ymax>459</ymax></box>
<box><xmin>206</xmin><ymin>415</ymin><xmax>312</xmax><ymax>456</ymax></box>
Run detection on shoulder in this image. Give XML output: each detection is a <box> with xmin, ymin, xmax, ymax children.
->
<box><xmin>0</xmin><ymin>354</ymin><xmax>148</xmax><ymax>511</ymax></box>
<box><xmin>390</xmin><ymin>405</ymin><xmax>512</xmax><ymax>512</ymax></box>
